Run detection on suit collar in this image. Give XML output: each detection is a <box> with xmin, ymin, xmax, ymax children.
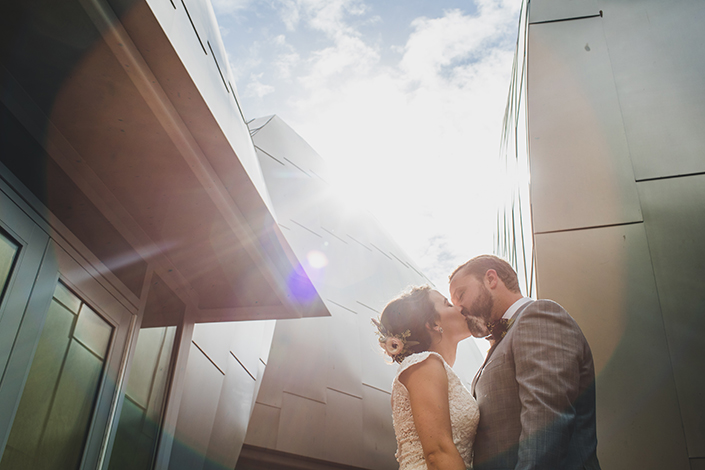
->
<box><xmin>502</xmin><ymin>297</ymin><xmax>532</xmax><ymax>320</ymax></box>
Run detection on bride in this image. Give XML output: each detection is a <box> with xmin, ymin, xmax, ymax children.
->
<box><xmin>373</xmin><ymin>286</ymin><xmax>488</xmax><ymax>470</ymax></box>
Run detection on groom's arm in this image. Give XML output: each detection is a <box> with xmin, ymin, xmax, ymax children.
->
<box><xmin>512</xmin><ymin>300</ymin><xmax>585</xmax><ymax>470</ymax></box>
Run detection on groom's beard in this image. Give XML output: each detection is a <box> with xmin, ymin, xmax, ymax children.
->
<box><xmin>464</xmin><ymin>314</ymin><xmax>489</xmax><ymax>337</ymax></box>
<box><xmin>463</xmin><ymin>285</ymin><xmax>493</xmax><ymax>337</ymax></box>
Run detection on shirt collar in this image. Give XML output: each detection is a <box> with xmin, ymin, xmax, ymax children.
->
<box><xmin>502</xmin><ymin>297</ymin><xmax>532</xmax><ymax>320</ymax></box>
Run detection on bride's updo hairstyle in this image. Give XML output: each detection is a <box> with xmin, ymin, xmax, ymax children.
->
<box><xmin>374</xmin><ymin>286</ymin><xmax>439</xmax><ymax>364</ymax></box>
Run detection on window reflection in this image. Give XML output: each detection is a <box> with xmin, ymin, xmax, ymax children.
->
<box><xmin>108</xmin><ymin>273</ymin><xmax>183</xmax><ymax>469</ymax></box>
<box><xmin>107</xmin><ymin>325</ymin><xmax>176</xmax><ymax>470</ymax></box>
<box><xmin>0</xmin><ymin>282</ymin><xmax>113</xmax><ymax>470</ymax></box>
<box><xmin>0</xmin><ymin>229</ymin><xmax>19</xmax><ymax>306</ymax></box>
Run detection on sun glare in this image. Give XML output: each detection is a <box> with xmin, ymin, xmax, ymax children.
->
<box><xmin>306</xmin><ymin>250</ymin><xmax>329</xmax><ymax>269</ymax></box>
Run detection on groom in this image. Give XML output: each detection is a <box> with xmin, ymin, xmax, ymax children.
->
<box><xmin>449</xmin><ymin>255</ymin><xmax>601</xmax><ymax>470</ymax></box>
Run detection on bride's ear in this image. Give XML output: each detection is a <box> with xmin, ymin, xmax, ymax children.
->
<box><xmin>426</xmin><ymin>321</ymin><xmax>441</xmax><ymax>334</ymax></box>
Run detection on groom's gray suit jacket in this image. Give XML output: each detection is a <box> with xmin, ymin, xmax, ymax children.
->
<box><xmin>471</xmin><ymin>300</ymin><xmax>601</xmax><ymax>470</ymax></box>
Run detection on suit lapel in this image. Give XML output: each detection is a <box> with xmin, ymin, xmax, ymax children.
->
<box><xmin>471</xmin><ymin>300</ymin><xmax>535</xmax><ymax>397</ymax></box>
<box><xmin>471</xmin><ymin>343</ymin><xmax>497</xmax><ymax>396</ymax></box>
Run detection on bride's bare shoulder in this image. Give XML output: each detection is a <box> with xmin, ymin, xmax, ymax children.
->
<box><xmin>398</xmin><ymin>353</ymin><xmax>446</xmax><ymax>388</ymax></box>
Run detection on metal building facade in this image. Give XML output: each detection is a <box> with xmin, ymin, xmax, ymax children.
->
<box><xmin>0</xmin><ymin>0</ymin><xmax>327</xmax><ymax>468</ymax></box>
<box><xmin>499</xmin><ymin>1</ymin><xmax>705</xmax><ymax>469</ymax></box>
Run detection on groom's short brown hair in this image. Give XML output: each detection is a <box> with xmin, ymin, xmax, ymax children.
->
<box><xmin>449</xmin><ymin>255</ymin><xmax>521</xmax><ymax>294</ymax></box>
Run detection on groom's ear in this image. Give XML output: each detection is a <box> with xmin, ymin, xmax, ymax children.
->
<box><xmin>485</xmin><ymin>269</ymin><xmax>499</xmax><ymax>289</ymax></box>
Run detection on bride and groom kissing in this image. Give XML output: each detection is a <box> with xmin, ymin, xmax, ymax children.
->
<box><xmin>373</xmin><ymin>255</ymin><xmax>601</xmax><ymax>470</ymax></box>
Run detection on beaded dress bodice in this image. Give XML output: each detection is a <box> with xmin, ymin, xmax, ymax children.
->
<box><xmin>391</xmin><ymin>351</ymin><xmax>479</xmax><ymax>470</ymax></box>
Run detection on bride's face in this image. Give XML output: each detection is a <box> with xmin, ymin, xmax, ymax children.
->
<box><xmin>428</xmin><ymin>290</ymin><xmax>473</xmax><ymax>340</ymax></box>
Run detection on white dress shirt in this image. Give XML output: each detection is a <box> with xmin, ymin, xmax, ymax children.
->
<box><xmin>502</xmin><ymin>297</ymin><xmax>532</xmax><ymax>321</ymax></box>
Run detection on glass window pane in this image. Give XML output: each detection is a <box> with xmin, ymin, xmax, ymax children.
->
<box><xmin>108</xmin><ymin>326</ymin><xmax>176</xmax><ymax>470</ymax></box>
<box><xmin>36</xmin><ymin>342</ymin><xmax>106</xmax><ymax>469</ymax></box>
<box><xmin>0</xmin><ymin>282</ymin><xmax>113</xmax><ymax>470</ymax></box>
<box><xmin>52</xmin><ymin>282</ymin><xmax>81</xmax><ymax>314</ymax></box>
<box><xmin>4</xmin><ymin>301</ymin><xmax>75</xmax><ymax>455</ymax></box>
<box><xmin>74</xmin><ymin>304</ymin><xmax>112</xmax><ymax>360</ymax></box>
<box><xmin>0</xmin><ymin>230</ymin><xmax>20</xmax><ymax>306</ymax></box>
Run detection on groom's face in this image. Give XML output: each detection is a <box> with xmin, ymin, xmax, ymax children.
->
<box><xmin>450</xmin><ymin>272</ymin><xmax>493</xmax><ymax>336</ymax></box>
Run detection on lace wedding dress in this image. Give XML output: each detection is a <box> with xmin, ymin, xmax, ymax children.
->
<box><xmin>392</xmin><ymin>351</ymin><xmax>479</xmax><ymax>470</ymax></box>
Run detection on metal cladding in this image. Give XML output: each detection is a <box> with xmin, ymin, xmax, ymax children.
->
<box><xmin>499</xmin><ymin>1</ymin><xmax>705</xmax><ymax>469</ymax></box>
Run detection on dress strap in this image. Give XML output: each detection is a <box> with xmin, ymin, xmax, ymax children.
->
<box><xmin>396</xmin><ymin>351</ymin><xmax>447</xmax><ymax>377</ymax></box>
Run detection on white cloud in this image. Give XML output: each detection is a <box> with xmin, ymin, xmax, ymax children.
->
<box><xmin>273</xmin><ymin>0</ymin><xmax>367</xmax><ymax>34</ymax></box>
<box><xmin>300</xmin><ymin>35</ymin><xmax>379</xmax><ymax>89</ymax></box>
<box><xmin>246</xmin><ymin>73</ymin><xmax>275</xmax><ymax>97</ymax></box>
<box><xmin>306</xmin><ymin>0</ymin><xmax>367</xmax><ymax>36</ymax></box>
<box><xmin>287</xmin><ymin>2</ymin><xmax>518</xmax><ymax>293</ymax></box>
<box><xmin>276</xmin><ymin>0</ymin><xmax>301</xmax><ymax>31</ymax></box>
<box><xmin>269</xmin><ymin>0</ymin><xmax>379</xmax><ymax>90</ymax></box>
<box><xmin>211</xmin><ymin>0</ymin><xmax>254</xmax><ymax>15</ymax></box>
<box><xmin>229</xmin><ymin>42</ymin><xmax>265</xmax><ymax>82</ymax></box>
<box><xmin>272</xmin><ymin>35</ymin><xmax>301</xmax><ymax>79</ymax></box>
<box><xmin>400</xmin><ymin>4</ymin><xmax>517</xmax><ymax>88</ymax></box>
<box><xmin>229</xmin><ymin>0</ymin><xmax>520</xmax><ymax>294</ymax></box>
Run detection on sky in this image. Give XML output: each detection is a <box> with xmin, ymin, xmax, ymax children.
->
<box><xmin>211</xmin><ymin>0</ymin><xmax>522</xmax><ymax>301</ymax></box>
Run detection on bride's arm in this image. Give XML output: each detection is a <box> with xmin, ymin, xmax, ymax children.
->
<box><xmin>399</xmin><ymin>355</ymin><xmax>466</xmax><ymax>470</ymax></box>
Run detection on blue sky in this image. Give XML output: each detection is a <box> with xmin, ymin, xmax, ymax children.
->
<box><xmin>211</xmin><ymin>0</ymin><xmax>521</xmax><ymax>301</ymax></box>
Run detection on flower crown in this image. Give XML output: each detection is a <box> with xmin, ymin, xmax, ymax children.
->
<box><xmin>371</xmin><ymin>318</ymin><xmax>419</xmax><ymax>362</ymax></box>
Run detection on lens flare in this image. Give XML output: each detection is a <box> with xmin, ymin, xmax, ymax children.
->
<box><xmin>306</xmin><ymin>250</ymin><xmax>328</xmax><ymax>269</ymax></box>
<box><xmin>286</xmin><ymin>264</ymin><xmax>318</xmax><ymax>302</ymax></box>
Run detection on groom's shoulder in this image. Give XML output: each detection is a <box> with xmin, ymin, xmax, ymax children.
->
<box><xmin>517</xmin><ymin>299</ymin><xmax>576</xmax><ymax>324</ymax></box>
<box><xmin>519</xmin><ymin>298</ymin><xmax>565</xmax><ymax>314</ymax></box>
<box><xmin>531</xmin><ymin>298</ymin><xmax>568</xmax><ymax>312</ymax></box>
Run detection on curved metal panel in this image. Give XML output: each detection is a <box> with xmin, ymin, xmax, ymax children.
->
<box><xmin>144</xmin><ymin>0</ymin><xmax>274</xmax><ymax>214</ymax></box>
<box><xmin>325</xmin><ymin>307</ymin><xmax>363</xmax><ymax>398</ymax></box>
<box><xmin>169</xmin><ymin>344</ymin><xmax>224</xmax><ymax>470</ymax></box>
<box><xmin>242</xmin><ymin>403</ymin><xmax>280</xmax><ymax>450</ymax></box>
<box><xmin>323</xmin><ymin>389</ymin><xmax>364</xmax><ymax>467</ymax></box>
<box><xmin>534</xmin><ymin>224</ymin><xmax>689</xmax><ymax>470</ymax></box>
<box><xmin>599</xmin><ymin>0</ymin><xmax>705</xmax><ymax>180</ymax></box>
<box><xmin>275</xmin><ymin>392</ymin><xmax>326</xmax><ymax>460</ymax></box>
<box><xmin>361</xmin><ymin>385</ymin><xmax>396</xmax><ymax>470</ymax></box>
<box><xmin>250</xmin><ymin>116</ymin><xmax>328</xmax><ymax>177</ymax></box>
<box><xmin>228</xmin><ymin>321</ymin><xmax>271</xmax><ymax>382</ymax></box>
<box><xmin>637</xmin><ymin>175</ymin><xmax>705</xmax><ymax>457</ymax></box>
<box><xmin>528</xmin><ymin>18</ymin><xmax>642</xmax><ymax>233</ymax></box>
<box><xmin>255</xmin><ymin>318</ymin><xmax>330</xmax><ymax>408</ymax></box>
<box><xmin>529</xmin><ymin>0</ymin><xmax>599</xmax><ymax>24</ymax></box>
<box><xmin>192</xmin><ymin>322</ymin><xmax>236</xmax><ymax>373</ymax></box>
<box><xmin>204</xmin><ymin>355</ymin><xmax>258</xmax><ymax>470</ymax></box>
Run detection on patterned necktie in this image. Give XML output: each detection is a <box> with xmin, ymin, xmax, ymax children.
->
<box><xmin>486</xmin><ymin>318</ymin><xmax>514</xmax><ymax>345</ymax></box>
